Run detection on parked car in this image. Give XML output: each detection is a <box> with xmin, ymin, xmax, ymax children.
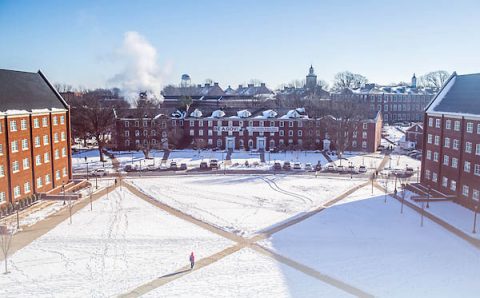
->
<box><xmin>405</xmin><ymin>167</ymin><xmax>414</xmax><ymax>174</ymax></box>
<box><xmin>358</xmin><ymin>165</ymin><xmax>367</xmax><ymax>173</ymax></box>
<box><xmin>336</xmin><ymin>165</ymin><xmax>345</xmax><ymax>173</ymax></box>
<box><xmin>92</xmin><ymin>169</ymin><xmax>107</xmax><ymax>177</ymax></box>
<box><xmin>304</xmin><ymin>163</ymin><xmax>313</xmax><ymax>171</ymax></box>
<box><xmin>273</xmin><ymin>162</ymin><xmax>282</xmax><ymax>171</ymax></box>
<box><xmin>326</xmin><ymin>165</ymin><xmax>334</xmax><ymax>172</ymax></box>
<box><xmin>283</xmin><ymin>161</ymin><xmax>291</xmax><ymax>170</ymax></box>
<box><xmin>293</xmin><ymin>162</ymin><xmax>301</xmax><ymax>170</ymax></box>
<box><xmin>180</xmin><ymin>163</ymin><xmax>187</xmax><ymax>170</ymax></box>
<box><xmin>170</xmin><ymin>161</ymin><xmax>178</xmax><ymax>170</ymax></box>
<box><xmin>210</xmin><ymin>159</ymin><xmax>219</xmax><ymax>169</ymax></box>
<box><xmin>199</xmin><ymin>161</ymin><xmax>209</xmax><ymax>170</ymax></box>
<box><xmin>348</xmin><ymin>164</ymin><xmax>355</xmax><ymax>172</ymax></box>
<box><xmin>124</xmin><ymin>165</ymin><xmax>133</xmax><ymax>172</ymax></box>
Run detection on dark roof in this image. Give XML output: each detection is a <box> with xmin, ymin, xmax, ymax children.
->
<box><xmin>432</xmin><ymin>73</ymin><xmax>480</xmax><ymax>115</ymax></box>
<box><xmin>0</xmin><ymin>69</ymin><xmax>67</xmax><ymax>112</ymax></box>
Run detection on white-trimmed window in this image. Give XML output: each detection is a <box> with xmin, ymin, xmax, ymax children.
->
<box><xmin>62</xmin><ymin>147</ymin><xmax>67</xmax><ymax>157</ymax></box>
<box><xmin>443</xmin><ymin>155</ymin><xmax>449</xmax><ymax>166</ymax></box>
<box><xmin>475</xmin><ymin>164</ymin><xmax>480</xmax><ymax>176</ymax></box>
<box><xmin>10</xmin><ymin>120</ymin><xmax>17</xmax><ymax>131</ymax></box>
<box><xmin>444</xmin><ymin>138</ymin><xmax>450</xmax><ymax>148</ymax></box>
<box><xmin>189</xmin><ymin>129</ymin><xmax>194</xmax><ymax>136</ymax></box>
<box><xmin>279</xmin><ymin>121</ymin><xmax>284</xmax><ymax>127</ymax></box>
<box><xmin>362</xmin><ymin>131</ymin><xmax>368</xmax><ymax>139</ymax></box>
<box><xmin>426</xmin><ymin>150</ymin><xmax>432</xmax><ymax>160</ymax></box>
<box><xmin>62</xmin><ymin>167</ymin><xmax>67</xmax><ymax>177</ymax></box>
<box><xmin>445</xmin><ymin>120</ymin><xmax>451</xmax><ymax>129</ymax></box>
<box><xmin>44</xmin><ymin>152</ymin><xmax>50</xmax><ymax>163</ymax></box>
<box><xmin>54</xmin><ymin>133</ymin><xmax>59</xmax><ymax>143</ymax></box>
<box><xmin>454</xmin><ymin>120</ymin><xmax>460</xmax><ymax>131</ymax></box>
<box><xmin>433</xmin><ymin>152</ymin><xmax>439</xmax><ymax>162</ymax></box>
<box><xmin>442</xmin><ymin>176</ymin><xmax>448</xmax><ymax>187</ymax></box>
<box><xmin>21</xmin><ymin>119</ymin><xmax>27</xmax><ymax>130</ymax></box>
<box><xmin>125</xmin><ymin>130</ymin><xmax>129</xmax><ymax>137</ymax></box>
<box><xmin>24</xmin><ymin>182</ymin><xmax>30</xmax><ymax>194</ymax></box>
<box><xmin>23</xmin><ymin>158</ymin><xmax>29</xmax><ymax>170</ymax></box>
<box><xmin>13</xmin><ymin>186</ymin><xmax>21</xmax><ymax>198</ymax></box>
<box><xmin>22</xmin><ymin>139</ymin><xmax>28</xmax><ymax>150</ymax></box>
<box><xmin>453</xmin><ymin>139</ymin><xmax>459</xmax><ymax>150</ymax></box>
<box><xmin>450</xmin><ymin>180</ymin><xmax>456</xmax><ymax>191</ymax></box>
<box><xmin>43</xmin><ymin>135</ymin><xmax>49</xmax><ymax>145</ymax></box>
<box><xmin>463</xmin><ymin>185</ymin><xmax>470</xmax><ymax>197</ymax></box>
<box><xmin>37</xmin><ymin>177</ymin><xmax>43</xmax><ymax>188</ymax></box>
<box><xmin>466</xmin><ymin>142</ymin><xmax>473</xmax><ymax>153</ymax></box>
<box><xmin>135</xmin><ymin>130</ymin><xmax>139</xmax><ymax>137</ymax></box>
<box><xmin>288</xmin><ymin>130</ymin><xmax>294</xmax><ymax>137</ymax></box>
<box><xmin>125</xmin><ymin>121</ymin><xmax>130</xmax><ymax>127</ymax></box>
<box><xmin>432</xmin><ymin>172</ymin><xmax>438</xmax><ymax>182</ymax></box>
<box><xmin>0</xmin><ymin>165</ymin><xmax>4</xmax><ymax>177</ymax></box>
<box><xmin>0</xmin><ymin>144</ymin><xmax>2</xmax><ymax>155</ymax></box>
<box><xmin>61</xmin><ymin>132</ymin><xmax>66</xmax><ymax>141</ymax></box>
<box><xmin>476</xmin><ymin>144</ymin><xmax>480</xmax><ymax>156</ymax></box>
<box><xmin>435</xmin><ymin>119</ymin><xmax>441</xmax><ymax>128</ymax></box>
<box><xmin>473</xmin><ymin>189</ymin><xmax>479</xmax><ymax>202</ymax></box>
<box><xmin>298</xmin><ymin>130</ymin><xmax>303</xmax><ymax>137</ymax></box>
<box><xmin>60</xmin><ymin>115</ymin><xmax>65</xmax><ymax>125</ymax></box>
<box><xmin>466</xmin><ymin>122</ymin><xmax>474</xmax><ymax>133</ymax></box>
<box><xmin>452</xmin><ymin>158</ymin><xmax>458</xmax><ymax>168</ymax></box>
<box><xmin>464</xmin><ymin>161</ymin><xmax>471</xmax><ymax>172</ymax></box>
<box><xmin>42</xmin><ymin>117</ymin><xmax>48</xmax><ymax>127</ymax></box>
<box><xmin>434</xmin><ymin>135</ymin><xmax>440</xmax><ymax>146</ymax></box>
<box><xmin>477</xmin><ymin>124</ymin><xmax>480</xmax><ymax>134</ymax></box>
<box><xmin>53</xmin><ymin>116</ymin><xmax>58</xmax><ymax>125</ymax></box>
<box><xmin>427</xmin><ymin>134</ymin><xmax>432</xmax><ymax>144</ymax></box>
<box><xmin>36</xmin><ymin>155</ymin><xmax>41</xmax><ymax>165</ymax></box>
<box><xmin>0</xmin><ymin>192</ymin><xmax>5</xmax><ymax>203</ymax></box>
<box><xmin>12</xmin><ymin>161</ymin><xmax>19</xmax><ymax>172</ymax></box>
<box><xmin>34</xmin><ymin>136</ymin><xmax>40</xmax><ymax>147</ymax></box>
<box><xmin>428</xmin><ymin>118</ymin><xmax>433</xmax><ymax>127</ymax></box>
<box><xmin>362</xmin><ymin>141</ymin><xmax>367</xmax><ymax>149</ymax></box>
<box><xmin>279</xmin><ymin>130</ymin><xmax>284</xmax><ymax>136</ymax></box>
<box><xmin>54</xmin><ymin>149</ymin><xmax>59</xmax><ymax>159</ymax></box>
<box><xmin>33</xmin><ymin>118</ymin><xmax>40</xmax><ymax>128</ymax></box>
<box><xmin>45</xmin><ymin>174</ymin><xmax>51</xmax><ymax>184</ymax></box>
<box><xmin>55</xmin><ymin>170</ymin><xmax>61</xmax><ymax>180</ymax></box>
<box><xmin>11</xmin><ymin>140</ymin><xmax>18</xmax><ymax>152</ymax></box>
<box><xmin>425</xmin><ymin>170</ymin><xmax>431</xmax><ymax>180</ymax></box>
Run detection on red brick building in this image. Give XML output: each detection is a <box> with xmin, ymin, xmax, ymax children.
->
<box><xmin>405</xmin><ymin>123</ymin><xmax>423</xmax><ymax>149</ymax></box>
<box><xmin>421</xmin><ymin>72</ymin><xmax>480</xmax><ymax>208</ymax></box>
<box><xmin>0</xmin><ymin>69</ymin><xmax>71</xmax><ymax>208</ymax></box>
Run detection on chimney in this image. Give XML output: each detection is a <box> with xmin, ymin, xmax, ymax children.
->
<box><xmin>238</xmin><ymin>84</ymin><xmax>243</xmax><ymax>89</ymax></box>
<box><xmin>248</xmin><ymin>84</ymin><xmax>254</xmax><ymax>88</ymax></box>
<box><xmin>197</xmin><ymin>84</ymin><xmax>201</xmax><ymax>88</ymax></box>
<box><xmin>260</xmin><ymin>83</ymin><xmax>266</xmax><ymax>87</ymax></box>
<box><xmin>205</xmin><ymin>83</ymin><xmax>210</xmax><ymax>87</ymax></box>
<box><xmin>214</xmin><ymin>82</ymin><xmax>219</xmax><ymax>87</ymax></box>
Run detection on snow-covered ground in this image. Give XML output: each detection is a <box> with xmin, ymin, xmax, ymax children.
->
<box><xmin>129</xmin><ymin>175</ymin><xmax>363</xmax><ymax>236</ymax></box>
<box><xmin>261</xmin><ymin>185</ymin><xmax>480</xmax><ymax>298</ymax></box>
<box><xmin>383</xmin><ymin>125</ymin><xmax>405</xmax><ymax>144</ymax></box>
<box><xmin>144</xmin><ymin>247</ymin><xmax>352</xmax><ymax>298</ymax></box>
<box><xmin>72</xmin><ymin>149</ymin><xmax>114</xmax><ymax>173</ymax></box>
<box><xmin>0</xmin><ymin>188</ymin><xmax>232</xmax><ymax>297</ymax></box>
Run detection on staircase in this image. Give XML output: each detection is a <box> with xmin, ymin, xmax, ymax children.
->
<box><xmin>406</xmin><ymin>183</ymin><xmax>455</xmax><ymax>202</ymax></box>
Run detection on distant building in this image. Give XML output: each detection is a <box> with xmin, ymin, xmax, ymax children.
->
<box><xmin>405</xmin><ymin>123</ymin><xmax>423</xmax><ymax>149</ymax></box>
<box><xmin>420</xmin><ymin>72</ymin><xmax>480</xmax><ymax>209</ymax></box>
<box><xmin>277</xmin><ymin>65</ymin><xmax>329</xmax><ymax>99</ymax></box>
<box><xmin>306</xmin><ymin>65</ymin><xmax>317</xmax><ymax>91</ymax></box>
<box><xmin>330</xmin><ymin>79</ymin><xmax>436</xmax><ymax>124</ymax></box>
<box><xmin>0</xmin><ymin>69</ymin><xmax>71</xmax><ymax>209</ymax></box>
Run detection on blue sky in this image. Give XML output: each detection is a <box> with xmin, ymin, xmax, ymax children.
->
<box><xmin>1</xmin><ymin>0</ymin><xmax>480</xmax><ymax>91</ymax></box>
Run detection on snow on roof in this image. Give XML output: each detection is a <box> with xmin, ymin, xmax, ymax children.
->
<box><xmin>262</xmin><ymin>109</ymin><xmax>277</xmax><ymax>118</ymax></box>
<box><xmin>237</xmin><ymin>110</ymin><xmax>251</xmax><ymax>118</ymax></box>
<box><xmin>280</xmin><ymin>108</ymin><xmax>308</xmax><ymax>119</ymax></box>
<box><xmin>3</xmin><ymin>109</ymin><xmax>30</xmax><ymax>115</ymax></box>
<box><xmin>211</xmin><ymin>110</ymin><xmax>225</xmax><ymax>118</ymax></box>
<box><xmin>190</xmin><ymin>109</ymin><xmax>203</xmax><ymax>118</ymax></box>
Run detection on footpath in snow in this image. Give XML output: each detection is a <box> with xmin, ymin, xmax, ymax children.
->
<box><xmin>260</xmin><ymin>185</ymin><xmax>480</xmax><ymax>298</ymax></box>
<box><xmin>0</xmin><ymin>187</ymin><xmax>232</xmax><ymax>297</ymax></box>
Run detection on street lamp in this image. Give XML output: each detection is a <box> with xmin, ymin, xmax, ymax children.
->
<box><xmin>62</xmin><ymin>182</ymin><xmax>66</xmax><ymax>205</ymax></box>
<box><xmin>95</xmin><ymin>174</ymin><xmax>98</xmax><ymax>190</ymax></box>
<box><xmin>15</xmin><ymin>202</ymin><xmax>20</xmax><ymax>229</ymax></box>
<box><xmin>84</xmin><ymin>156</ymin><xmax>89</xmax><ymax>181</ymax></box>
<box><xmin>89</xmin><ymin>186</ymin><xmax>93</xmax><ymax>211</ymax></box>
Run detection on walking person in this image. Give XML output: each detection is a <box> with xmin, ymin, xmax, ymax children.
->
<box><xmin>189</xmin><ymin>251</ymin><xmax>195</xmax><ymax>270</ymax></box>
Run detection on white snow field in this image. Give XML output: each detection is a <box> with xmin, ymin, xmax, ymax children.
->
<box><xmin>129</xmin><ymin>175</ymin><xmax>364</xmax><ymax>236</ymax></box>
<box><xmin>0</xmin><ymin>188</ymin><xmax>232</xmax><ymax>298</ymax></box>
<box><xmin>144</xmin><ymin>247</ymin><xmax>352</xmax><ymax>298</ymax></box>
<box><xmin>72</xmin><ymin>149</ymin><xmax>113</xmax><ymax>173</ymax></box>
<box><xmin>261</xmin><ymin>186</ymin><xmax>480</xmax><ymax>298</ymax></box>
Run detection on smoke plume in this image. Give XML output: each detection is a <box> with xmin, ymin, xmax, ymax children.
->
<box><xmin>108</xmin><ymin>31</ymin><xmax>165</xmax><ymax>101</ymax></box>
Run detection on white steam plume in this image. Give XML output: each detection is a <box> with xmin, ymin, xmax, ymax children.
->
<box><xmin>108</xmin><ymin>31</ymin><xmax>165</xmax><ymax>101</ymax></box>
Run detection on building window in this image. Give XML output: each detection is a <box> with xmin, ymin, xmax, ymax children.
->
<box><xmin>34</xmin><ymin>136</ymin><xmax>40</xmax><ymax>147</ymax></box>
<box><xmin>190</xmin><ymin>120</ymin><xmax>195</xmax><ymax>127</ymax></box>
<box><xmin>473</xmin><ymin>190</ymin><xmax>480</xmax><ymax>202</ymax></box>
<box><xmin>125</xmin><ymin>121</ymin><xmax>130</xmax><ymax>127</ymax></box>
<box><xmin>44</xmin><ymin>152</ymin><xmax>50</xmax><ymax>163</ymax></box>
<box><xmin>45</xmin><ymin>174</ymin><xmax>51</xmax><ymax>184</ymax></box>
<box><xmin>433</xmin><ymin>152</ymin><xmax>439</xmax><ymax>162</ymax></box>
<box><xmin>42</xmin><ymin>117</ymin><xmax>48</xmax><ymax>127</ymax></box>
<box><xmin>143</xmin><ymin>121</ymin><xmax>148</xmax><ymax>127</ymax></box>
<box><xmin>36</xmin><ymin>155</ymin><xmax>41</xmax><ymax>165</ymax></box>
<box><xmin>24</xmin><ymin>182</ymin><xmax>30</xmax><ymax>194</ymax></box>
<box><xmin>454</xmin><ymin>120</ymin><xmax>460</xmax><ymax>131</ymax></box>
<box><xmin>434</xmin><ymin>135</ymin><xmax>440</xmax><ymax>146</ymax></box>
<box><xmin>56</xmin><ymin>170</ymin><xmax>61</xmax><ymax>180</ymax></box>
<box><xmin>288</xmin><ymin>130</ymin><xmax>293</xmax><ymax>137</ymax></box>
<box><xmin>425</xmin><ymin>170</ymin><xmax>431</xmax><ymax>180</ymax></box>
<box><xmin>450</xmin><ymin>180</ymin><xmax>456</xmax><ymax>191</ymax></box>
<box><xmin>63</xmin><ymin>167</ymin><xmax>67</xmax><ymax>177</ymax></box>
<box><xmin>0</xmin><ymin>165</ymin><xmax>4</xmax><ymax>177</ymax></box>
<box><xmin>445</xmin><ymin>120</ymin><xmax>451</xmax><ymax>129</ymax></box>
<box><xmin>12</xmin><ymin>161</ymin><xmax>19</xmax><ymax>173</ymax></box>
<box><xmin>125</xmin><ymin>131</ymin><xmax>129</xmax><ymax>137</ymax></box>
<box><xmin>466</xmin><ymin>142</ymin><xmax>473</xmax><ymax>153</ymax></box>
<box><xmin>53</xmin><ymin>116</ymin><xmax>58</xmax><ymax>125</ymax></box>
<box><xmin>466</xmin><ymin>122</ymin><xmax>474</xmax><ymax>133</ymax></box>
<box><xmin>279</xmin><ymin>130</ymin><xmax>284</xmax><ymax>136</ymax></box>
<box><xmin>477</xmin><ymin>124</ymin><xmax>480</xmax><ymax>134</ymax></box>
<box><xmin>22</xmin><ymin>139</ymin><xmax>28</xmax><ymax>150</ymax></box>
<box><xmin>363</xmin><ymin>123</ymin><xmax>368</xmax><ymax>130</ymax></box>
<box><xmin>426</xmin><ymin>150</ymin><xmax>431</xmax><ymax>160</ymax></box>
<box><xmin>10</xmin><ymin>120</ymin><xmax>17</xmax><ymax>131</ymax></box>
<box><xmin>476</xmin><ymin>144</ymin><xmax>480</xmax><ymax>156</ymax></box>
<box><xmin>44</xmin><ymin>135</ymin><xmax>49</xmax><ymax>145</ymax></box>
<box><xmin>134</xmin><ymin>121</ymin><xmax>139</xmax><ymax>127</ymax></box>
<box><xmin>61</xmin><ymin>132</ymin><xmax>66</xmax><ymax>141</ymax></box>
<box><xmin>190</xmin><ymin>129</ymin><xmax>194</xmax><ymax>136</ymax></box>
<box><xmin>435</xmin><ymin>119</ymin><xmax>440</xmax><ymax>128</ymax></box>
<box><xmin>279</xmin><ymin>121</ymin><xmax>284</xmax><ymax>127</ymax></box>
<box><xmin>432</xmin><ymin>172</ymin><xmax>438</xmax><ymax>182</ymax></box>
<box><xmin>60</xmin><ymin>115</ymin><xmax>65</xmax><ymax>124</ymax></box>
<box><xmin>463</xmin><ymin>185</ymin><xmax>470</xmax><ymax>197</ymax></box>
<box><xmin>443</xmin><ymin>155</ymin><xmax>449</xmax><ymax>166</ymax></box>
<box><xmin>199</xmin><ymin>130</ymin><xmax>204</xmax><ymax>136</ymax></box>
<box><xmin>54</xmin><ymin>133</ymin><xmax>59</xmax><ymax>143</ymax></box>
<box><xmin>14</xmin><ymin>186</ymin><xmax>21</xmax><ymax>198</ymax></box>
<box><xmin>362</xmin><ymin>141</ymin><xmax>367</xmax><ymax>149</ymax></box>
<box><xmin>62</xmin><ymin>147</ymin><xmax>67</xmax><ymax>157</ymax></box>
<box><xmin>135</xmin><ymin>130</ymin><xmax>140</xmax><ymax>137</ymax></box>
<box><xmin>464</xmin><ymin>161</ymin><xmax>471</xmax><ymax>172</ymax></box>
<box><xmin>217</xmin><ymin>139</ymin><xmax>222</xmax><ymax>148</ymax></box>
<box><xmin>453</xmin><ymin>139</ymin><xmax>459</xmax><ymax>150</ymax></box>
<box><xmin>452</xmin><ymin>158</ymin><xmax>458</xmax><ymax>168</ymax></box>
<box><xmin>143</xmin><ymin>130</ymin><xmax>148</xmax><ymax>137</ymax></box>
<box><xmin>11</xmin><ymin>140</ymin><xmax>18</xmax><ymax>152</ymax></box>
<box><xmin>474</xmin><ymin>164</ymin><xmax>480</xmax><ymax>176</ymax></box>
<box><xmin>34</xmin><ymin>118</ymin><xmax>40</xmax><ymax>128</ymax></box>
<box><xmin>362</xmin><ymin>131</ymin><xmax>367</xmax><ymax>139</ymax></box>
<box><xmin>55</xmin><ymin>149</ymin><xmax>59</xmax><ymax>159</ymax></box>
<box><xmin>444</xmin><ymin>137</ymin><xmax>450</xmax><ymax>148</ymax></box>
<box><xmin>23</xmin><ymin>158</ymin><xmax>29</xmax><ymax>169</ymax></box>
<box><xmin>289</xmin><ymin>121</ymin><xmax>293</xmax><ymax>128</ymax></box>
<box><xmin>151</xmin><ymin>130</ymin><xmax>156</xmax><ymax>137</ymax></box>
<box><xmin>428</xmin><ymin>118</ymin><xmax>433</xmax><ymax>127</ymax></box>
<box><xmin>442</xmin><ymin>177</ymin><xmax>448</xmax><ymax>187</ymax></box>
<box><xmin>298</xmin><ymin>130</ymin><xmax>302</xmax><ymax>137</ymax></box>
<box><xmin>352</xmin><ymin>140</ymin><xmax>357</xmax><ymax>148</ymax></box>
<box><xmin>208</xmin><ymin>130</ymin><xmax>213</xmax><ymax>136</ymax></box>
<box><xmin>21</xmin><ymin>119</ymin><xmax>27</xmax><ymax>130</ymax></box>
<box><xmin>0</xmin><ymin>192</ymin><xmax>5</xmax><ymax>203</ymax></box>
<box><xmin>427</xmin><ymin>134</ymin><xmax>432</xmax><ymax>144</ymax></box>
<box><xmin>37</xmin><ymin>177</ymin><xmax>43</xmax><ymax>188</ymax></box>
<box><xmin>125</xmin><ymin>140</ymin><xmax>130</xmax><ymax>146</ymax></box>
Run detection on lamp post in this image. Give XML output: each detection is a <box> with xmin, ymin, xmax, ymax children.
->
<box><xmin>95</xmin><ymin>174</ymin><xmax>98</xmax><ymax>190</ymax></box>
<box><xmin>62</xmin><ymin>182</ymin><xmax>66</xmax><ymax>205</ymax></box>
<box><xmin>473</xmin><ymin>199</ymin><xmax>479</xmax><ymax>234</ymax></box>
<box><xmin>84</xmin><ymin>156</ymin><xmax>89</xmax><ymax>181</ymax></box>
<box><xmin>89</xmin><ymin>186</ymin><xmax>93</xmax><ymax>211</ymax></box>
<box><xmin>15</xmin><ymin>202</ymin><xmax>20</xmax><ymax>229</ymax></box>
<box><xmin>401</xmin><ymin>182</ymin><xmax>406</xmax><ymax>214</ymax></box>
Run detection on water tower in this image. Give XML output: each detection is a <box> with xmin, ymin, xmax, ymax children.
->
<box><xmin>181</xmin><ymin>74</ymin><xmax>191</xmax><ymax>87</ymax></box>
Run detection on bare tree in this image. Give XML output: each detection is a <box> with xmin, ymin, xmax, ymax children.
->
<box><xmin>419</xmin><ymin>70</ymin><xmax>450</xmax><ymax>88</ymax></box>
<box><xmin>0</xmin><ymin>225</ymin><xmax>13</xmax><ymax>274</ymax></box>
<box><xmin>333</xmin><ymin>71</ymin><xmax>368</xmax><ymax>91</ymax></box>
<box><xmin>53</xmin><ymin>82</ymin><xmax>74</xmax><ymax>93</ymax></box>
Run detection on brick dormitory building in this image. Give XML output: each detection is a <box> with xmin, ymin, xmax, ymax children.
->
<box><xmin>113</xmin><ymin>107</ymin><xmax>382</xmax><ymax>153</ymax></box>
<box><xmin>0</xmin><ymin>69</ymin><xmax>72</xmax><ymax>211</ymax></box>
<box><xmin>421</xmin><ymin>72</ymin><xmax>480</xmax><ymax>208</ymax></box>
